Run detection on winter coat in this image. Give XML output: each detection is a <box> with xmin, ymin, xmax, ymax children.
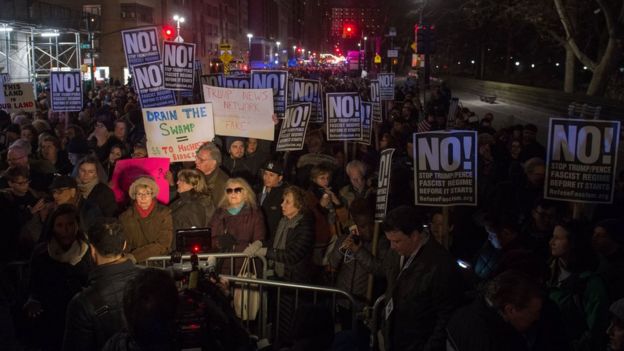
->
<box><xmin>266</xmin><ymin>212</ymin><xmax>315</xmax><ymax>284</ymax></box>
<box><xmin>119</xmin><ymin>203</ymin><xmax>173</xmax><ymax>263</ymax></box>
<box><xmin>258</xmin><ymin>182</ymin><xmax>287</xmax><ymax>242</ymax></box>
<box><xmin>62</xmin><ymin>260</ymin><xmax>141</xmax><ymax>351</ymax></box>
<box><xmin>203</xmin><ymin>167</ymin><xmax>229</xmax><ymax>209</ymax></box>
<box><xmin>28</xmin><ymin>240</ymin><xmax>93</xmax><ymax>351</ymax></box>
<box><xmin>548</xmin><ymin>269</ymin><xmax>609</xmax><ymax>351</ymax></box>
<box><xmin>170</xmin><ymin>191</ymin><xmax>215</xmax><ymax>233</ymax></box>
<box><xmin>447</xmin><ymin>298</ymin><xmax>530</xmax><ymax>351</ymax></box>
<box><xmin>209</xmin><ymin>205</ymin><xmax>265</xmax><ymax>274</ymax></box>
<box><xmin>86</xmin><ymin>182</ymin><xmax>118</xmax><ymax>217</ymax></box>
<box><xmin>222</xmin><ymin>156</ymin><xmax>255</xmax><ymax>186</ymax></box>
<box><xmin>356</xmin><ymin>237</ymin><xmax>462</xmax><ymax>351</ymax></box>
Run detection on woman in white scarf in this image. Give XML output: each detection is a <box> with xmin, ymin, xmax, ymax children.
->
<box><xmin>24</xmin><ymin>204</ymin><xmax>92</xmax><ymax>351</ymax></box>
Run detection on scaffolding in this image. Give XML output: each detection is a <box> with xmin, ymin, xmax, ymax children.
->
<box><xmin>0</xmin><ymin>23</ymin><xmax>82</xmax><ymax>87</ymax></box>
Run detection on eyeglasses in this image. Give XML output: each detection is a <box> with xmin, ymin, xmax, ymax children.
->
<box><xmin>226</xmin><ymin>187</ymin><xmax>243</xmax><ymax>194</ymax></box>
<box><xmin>136</xmin><ymin>191</ymin><xmax>153</xmax><ymax>198</ymax></box>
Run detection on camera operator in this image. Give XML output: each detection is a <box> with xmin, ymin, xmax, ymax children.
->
<box><xmin>63</xmin><ymin>217</ymin><xmax>140</xmax><ymax>351</ymax></box>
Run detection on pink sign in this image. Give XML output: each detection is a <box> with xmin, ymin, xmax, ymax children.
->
<box><xmin>110</xmin><ymin>157</ymin><xmax>170</xmax><ymax>205</ymax></box>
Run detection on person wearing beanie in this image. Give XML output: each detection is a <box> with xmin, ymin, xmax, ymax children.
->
<box><xmin>222</xmin><ymin>136</ymin><xmax>255</xmax><ymax>186</ymax></box>
<box><xmin>88</xmin><ymin>116</ymin><xmax>121</xmax><ymax>163</ymax></box>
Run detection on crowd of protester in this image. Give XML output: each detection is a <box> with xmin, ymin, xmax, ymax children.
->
<box><xmin>0</xmin><ymin>67</ymin><xmax>623</xmax><ymax>351</ymax></box>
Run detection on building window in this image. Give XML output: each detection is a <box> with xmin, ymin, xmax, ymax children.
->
<box><xmin>121</xmin><ymin>3</ymin><xmax>153</xmax><ymax>23</ymax></box>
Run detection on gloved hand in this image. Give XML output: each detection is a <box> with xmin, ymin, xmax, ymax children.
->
<box><xmin>242</xmin><ymin>240</ymin><xmax>263</xmax><ymax>257</ymax></box>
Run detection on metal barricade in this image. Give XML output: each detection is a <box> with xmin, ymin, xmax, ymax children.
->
<box><xmin>144</xmin><ymin>253</ymin><xmax>269</xmax><ymax>279</ymax></box>
<box><xmin>368</xmin><ymin>294</ymin><xmax>386</xmax><ymax>351</ymax></box>
<box><xmin>222</xmin><ymin>275</ymin><xmax>359</xmax><ymax>345</ymax></box>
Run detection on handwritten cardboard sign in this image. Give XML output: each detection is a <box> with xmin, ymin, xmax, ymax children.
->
<box><xmin>0</xmin><ymin>83</ymin><xmax>36</xmax><ymax>113</ymax></box>
<box><xmin>203</xmin><ymin>85</ymin><xmax>275</xmax><ymax>141</ymax></box>
<box><xmin>142</xmin><ymin>103</ymin><xmax>215</xmax><ymax>162</ymax></box>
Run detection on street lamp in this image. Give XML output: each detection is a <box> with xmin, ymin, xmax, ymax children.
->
<box><xmin>173</xmin><ymin>14</ymin><xmax>185</xmax><ymax>42</ymax></box>
<box><xmin>247</xmin><ymin>33</ymin><xmax>253</xmax><ymax>52</ymax></box>
<box><xmin>293</xmin><ymin>45</ymin><xmax>297</xmax><ymax>59</ymax></box>
<box><xmin>276</xmin><ymin>41</ymin><xmax>281</xmax><ymax>64</ymax></box>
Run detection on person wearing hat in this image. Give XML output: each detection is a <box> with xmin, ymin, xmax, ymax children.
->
<box><xmin>258</xmin><ymin>159</ymin><xmax>288</xmax><ymax>240</ymax></box>
<box><xmin>66</xmin><ymin>137</ymin><xmax>91</xmax><ymax>167</ymax></box>
<box><xmin>119</xmin><ymin>176</ymin><xmax>172</xmax><ymax>263</ymax></box>
<box><xmin>222</xmin><ymin>136</ymin><xmax>255</xmax><ymax>186</ymax></box>
<box><xmin>609</xmin><ymin>298</ymin><xmax>624</xmax><ymax>350</ymax></box>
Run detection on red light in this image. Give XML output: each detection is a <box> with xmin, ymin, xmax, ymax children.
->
<box><xmin>166</xmin><ymin>29</ymin><xmax>172</xmax><ymax>35</ymax></box>
<box><xmin>162</xmin><ymin>25</ymin><xmax>174</xmax><ymax>40</ymax></box>
<box><xmin>192</xmin><ymin>244</ymin><xmax>200</xmax><ymax>253</ymax></box>
<box><xmin>346</xmin><ymin>26</ymin><xmax>352</xmax><ymax>32</ymax></box>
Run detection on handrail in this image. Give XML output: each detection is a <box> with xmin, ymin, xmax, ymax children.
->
<box><xmin>369</xmin><ymin>294</ymin><xmax>386</xmax><ymax>351</ymax></box>
<box><xmin>144</xmin><ymin>253</ymin><xmax>269</xmax><ymax>278</ymax></box>
<box><xmin>222</xmin><ymin>275</ymin><xmax>360</xmax><ymax>339</ymax></box>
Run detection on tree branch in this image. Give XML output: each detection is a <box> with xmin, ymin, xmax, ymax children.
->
<box><xmin>553</xmin><ymin>0</ymin><xmax>597</xmax><ymax>69</ymax></box>
<box><xmin>595</xmin><ymin>0</ymin><xmax>615</xmax><ymax>34</ymax></box>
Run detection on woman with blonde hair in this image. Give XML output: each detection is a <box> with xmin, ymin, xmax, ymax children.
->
<box><xmin>209</xmin><ymin>177</ymin><xmax>265</xmax><ymax>270</ymax></box>
<box><xmin>119</xmin><ymin>176</ymin><xmax>173</xmax><ymax>263</ymax></box>
<box><xmin>170</xmin><ymin>169</ymin><xmax>215</xmax><ymax>237</ymax></box>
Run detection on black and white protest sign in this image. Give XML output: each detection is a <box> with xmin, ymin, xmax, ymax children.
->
<box><xmin>378</xmin><ymin>73</ymin><xmax>395</xmax><ymax>101</ymax></box>
<box><xmin>276</xmin><ymin>103</ymin><xmax>311</xmax><ymax>152</ymax></box>
<box><xmin>225</xmin><ymin>76</ymin><xmax>250</xmax><ymax>89</ymax></box>
<box><xmin>122</xmin><ymin>27</ymin><xmax>161</xmax><ymax>67</ymax></box>
<box><xmin>50</xmin><ymin>71</ymin><xmax>83</xmax><ymax>112</ymax></box>
<box><xmin>132</xmin><ymin>61</ymin><xmax>176</xmax><ymax>108</ymax></box>
<box><xmin>292</xmin><ymin>78</ymin><xmax>324</xmax><ymax>124</ymax></box>
<box><xmin>414</xmin><ymin>131</ymin><xmax>478</xmax><ymax>206</ymax></box>
<box><xmin>326</xmin><ymin>93</ymin><xmax>362</xmax><ymax>141</ymax></box>
<box><xmin>251</xmin><ymin>70</ymin><xmax>288</xmax><ymax>118</ymax></box>
<box><xmin>375</xmin><ymin>148</ymin><xmax>395</xmax><ymax>222</ymax></box>
<box><xmin>163</xmin><ymin>41</ymin><xmax>195</xmax><ymax>90</ymax></box>
<box><xmin>360</xmin><ymin>102</ymin><xmax>372</xmax><ymax>145</ymax></box>
<box><xmin>370</xmin><ymin>80</ymin><xmax>382</xmax><ymax>122</ymax></box>
<box><xmin>545</xmin><ymin>118</ymin><xmax>621</xmax><ymax>203</ymax></box>
<box><xmin>201</xmin><ymin>74</ymin><xmax>224</xmax><ymax>87</ymax></box>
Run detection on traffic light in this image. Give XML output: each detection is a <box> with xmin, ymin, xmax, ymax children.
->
<box><xmin>162</xmin><ymin>25</ymin><xmax>174</xmax><ymax>41</ymax></box>
<box><xmin>415</xmin><ymin>24</ymin><xmax>436</xmax><ymax>54</ymax></box>
<box><xmin>343</xmin><ymin>24</ymin><xmax>356</xmax><ymax>38</ymax></box>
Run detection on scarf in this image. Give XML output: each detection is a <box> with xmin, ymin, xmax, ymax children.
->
<box><xmin>48</xmin><ymin>238</ymin><xmax>89</xmax><ymax>266</ymax></box>
<box><xmin>136</xmin><ymin>201</ymin><xmax>156</xmax><ymax>218</ymax></box>
<box><xmin>272</xmin><ymin>213</ymin><xmax>303</xmax><ymax>277</ymax></box>
<box><xmin>78</xmin><ymin>178</ymin><xmax>99</xmax><ymax>199</ymax></box>
<box><xmin>227</xmin><ymin>204</ymin><xmax>244</xmax><ymax>215</ymax></box>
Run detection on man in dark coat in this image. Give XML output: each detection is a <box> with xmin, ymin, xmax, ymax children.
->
<box><xmin>446</xmin><ymin>271</ymin><xmax>543</xmax><ymax>351</ymax></box>
<box><xmin>344</xmin><ymin>205</ymin><xmax>462</xmax><ymax>350</ymax></box>
<box><xmin>257</xmin><ymin>160</ymin><xmax>287</xmax><ymax>241</ymax></box>
<box><xmin>222</xmin><ymin>137</ymin><xmax>254</xmax><ymax>185</ymax></box>
<box><xmin>63</xmin><ymin>217</ymin><xmax>141</xmax><ymax>351</ymax></box>
<box><xmin>195</xmin><ymin>142</ymin><xmax>229</xmax><ymax>208</ymax></box>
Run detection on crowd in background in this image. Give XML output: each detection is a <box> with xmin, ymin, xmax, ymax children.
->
<box><xmin>0</xmin><ymin>67</ymin><xmax>623</xmax><ymax>351</ymax></box>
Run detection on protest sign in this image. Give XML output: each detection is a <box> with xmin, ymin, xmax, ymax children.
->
<box><xmin>287</xmin><ymin>78</ymin><xmax>293</xmax><ymax>105</ymax></box>
<box><xmin>370</xmin><ymin>80</ymin><xmax>382</xmax><ymax>122</ymax></box>
<box><xmin>50</xmin><ymin>71</ymin><xmax>83</xmax><ymax>112</ymax></box>
<box><xmin>276</xmin><ymin>103</ymin><xmax>311</xmax><ymax>152</ymax></box>
<box><xmin>110</xmin><ymin>157</ymin><xmax>170</xmax><ymax>205</ymax></box>
<box><xmin>142</xmin><ymin>103</ymin><xmax>215</xmax><ymax>162</ymax></box>
<box><xmin>251</xmin><ymin>70</ymin><xmax>288</xmax><ymax>118</ymax></box>
<box><xmin>121</xmin><ymin>26</ymin><xmax>161</xmax><ymax>67</ymax></box>
<box><xmin>360</xmin><ymin>102</ymin><xmax>372</xmax><ymax>145</ymax></box>
<box><xmin>201</xmin><ymin>74</ymin><xmax>224</xmax><ymax>87</ymax></box>
<box><xmin>375</xmin><ymin>148</ymin><xmax>395</xmax><ymax>222</ymax></box>
<box><xmin>132</xmin><ymin>61</ymin><xmax>176</xmax><ymax>108</ymax></box>
<box><xmin>378</xmin><ymin>73</ymin><xmax>395</xmax><ymax>101</ymax></box>
<box><xmin>413</xmin><ymin>131</ymin><xmax>478</xmax><ymax>206</ymax></box>
<box><xmin>203</xmin><ymin>85</ymin><xmax>274</xmax><ymax>140</ymax></box>
<box><xmin>545</xmin><ymin>118</ymin><xmax>620</xmax><ymax>203</ymax></box>
<box><xmin>225</xmin><ymin>76</ymin><xmax>250</xmax><ymax>89</ymax></box>
<box><xmin>0</xmin><ymin>83</ymin><xmax>36</xmax><ymax>113</ymax></box>
<box><xmin>292</xmin><ymin>78</ymin><xmax>323</xmax><ymax>123</ymax></box>
<box><xmin>163</xmin><ymin>41</ymin><xmax>195</xmax><ymax>90</ymax></box>
<box><xmin>326</xmin><ymin>92</ymin><xmax>362</xmax><ymax>141</ymax></box>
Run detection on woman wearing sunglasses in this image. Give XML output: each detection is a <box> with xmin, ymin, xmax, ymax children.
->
<box><xmin>209</xmin><ymin>177</ymin><xmax>265</xmax><ymax>272</ymax></box>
